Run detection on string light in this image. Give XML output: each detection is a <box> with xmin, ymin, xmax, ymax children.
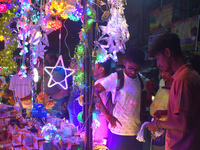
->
<box><xmin>0</xmin><ymin>4</ymin><xmax>7</xmax><ymax>13</ymax></box>
<box><xmin>94</xmin><ymin>0</ymin><xmax>129</xmax><ymax>63</ymax></box>
<box><xmin>41</xmin><ymin>123</ymin><xmax>61</xmax><ymax>142</ymax></box>
<box><xmin>0</xmin><ymin>35</ymin><xmax>4</xmax><ymax>41</ymax></box>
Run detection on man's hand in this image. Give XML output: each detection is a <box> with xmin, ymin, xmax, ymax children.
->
<box><xmin>146</xmin><ymin>119</ymin><xmax>159</xmax><ymax>133</ymax></box>
<box><xmin>107</xmin><ymin>114</ymin><xmax>122</xmax><ymax>128</ymax></box>
<box><xmin>153</xmin><ymin>110</ymin><xmax>168</xmax><ymax>119</ymax></box>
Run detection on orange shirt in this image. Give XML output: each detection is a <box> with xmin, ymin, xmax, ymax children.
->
<box><xmin>166</xmin><ymin>64</ymin><xmax>200</xmax><ymax>150</ymax></box>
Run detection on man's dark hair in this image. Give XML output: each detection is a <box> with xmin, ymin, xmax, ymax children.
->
<box><xmin>16</xmin><ymin>59</ymin><xmax>21</xmax><ymax>67</ymax></box>
<box><xmin>44</xmin><ymin>51</ymin><xmax>58</xmax><ymax>61</ymax></box>
<box><xmin>98</xmin><ymin>58</ymin><xmax>112</xmax><ymax>76</ymax></box>
<box><xmin>149</xmin><ymin>32</ymin><xmax>182</xmax><ymax>58</ymax></box>
<box><xmin>125</xmin><ymin>48</ymin><xmax>145</xmax><ymax>65</ymax></box>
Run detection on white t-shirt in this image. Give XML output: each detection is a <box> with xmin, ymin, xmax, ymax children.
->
<box><xmin>99</xmin><ymin>72</ymin><xmax>142</xmax><ymax>136</ymax></box>
<box><xmin>9</xmin><ymin>73</ymin><xmax>32</xmax><ymax>108</ymax></box>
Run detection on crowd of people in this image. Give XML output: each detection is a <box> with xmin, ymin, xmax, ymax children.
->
<box><xmin>0</xmin><ymin>32</ymin><xmax>200</xmax><ymax>150</ymax></box>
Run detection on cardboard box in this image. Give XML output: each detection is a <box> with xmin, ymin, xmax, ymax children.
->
<box><xmin>12</xmin><ymin>141</ymin><xmax>22</xmax><ymax>147</ymax></box>
<box><xmin>12</xmin><ymin>134</ymin><xmax>18</xmax><ymax>144</ymax></box>
<box><xmin>22</xmin><ymin>145</ymin><xmax>37</xmax><ymax>150</ymax></box>
<box><xmin>38</xmin><ymin>141</ymin><xmax>51</xmax><ymax>150</ymax></box>
<box><xmin>13</xmin><ymin>147</ymin><xmax>23</xmax><ymax>150</ymax></box>
<box><xmin>32</xmin><ymin>135</ymin><xmax>45</xmax><ymax>149</ymax></box>
<box><xmin>17</xmin><ymin>130</ymin><xmax>31</xmax><ymax>143</ymax></box>
<box><xmin>0</xmin><ymin>126</ymin><xmax>7</xmax><ymax>141</ymax></box>
<box><xmin>23</xmin><ymin>136</ymin><xmax>33</xmax><ymax>146</ymax></box>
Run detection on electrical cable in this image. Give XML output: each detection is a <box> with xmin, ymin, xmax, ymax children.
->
<box><xmin>63</xmin><ymin>19</ymin><xmax>72</xmax><ymax>59</ymax></box>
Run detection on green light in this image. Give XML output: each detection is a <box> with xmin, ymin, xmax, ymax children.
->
<box><xmin>87</xmin><ymin>9</ymin><xmax>92</xmax><ymax>16</ymax></box>
<box><xmin>77</xmin><ymin>45</ymin><xmax>84</xmax><ymax>55</ymax></box>
<box><xmin>87</xmin><ymin>19</ymin><xmax>94</xmax><ymax>26</ymax></box>
<box><xmin>97</xmin><ymin>53</ymin><xmax>104</xmax><ymax>62</ymax></box>
<box><xmin>21</xmin><ymin>64</ymin><xmax>24</xmax><ymax>69</ymax></box>
<box><xmin>77</xmin><ymin>111</ymin><xmax>83</xmax><ymax>123</ymax></box>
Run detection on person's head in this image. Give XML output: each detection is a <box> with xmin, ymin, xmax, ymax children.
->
<box><xmin>16</xmin><ymin>59</ymin><xmax>21</xmax><ymax>73</ymax></box>
<box><xmin>149</xmin><ymin>32</ymin><xmax>183</xmax><ymax>71</ymax></box>
<box><xmin>15</xmin><ymin>59</ymin><xmax>30</xmax><ymax>74</ymax></box>
<box><xmin>123</xmin><ymin>48</ymin><xmax>145</xmax><ymax>78</ymax></box>
<box><xmin>160</xmin><ymin>69</ymin><xmax>173</xmax><ymax>83</ymax></box>
<box><xmin>93</xmin><ymin>58</ymin><xmax>111</xmax><ymax>80</ymax></box>
<box><xmin>44</xmin><ymin>51</ymin><xmax>58</xmax><ymax>66</ymax></box>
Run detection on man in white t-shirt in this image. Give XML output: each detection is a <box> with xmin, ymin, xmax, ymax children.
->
<box><xmin>94</xmin><ymin>49</ymin><xmax>145</xmax><ymax>150</ymax></box>
<box><xmin>7</xmin><ymin>60</ymin><xmax>32</xmax><ymax>109</ymax></box>
<box><xmin>93</xmin><ymin>59</ymin><xmax>112</xmax><ymax>144</ymax></box>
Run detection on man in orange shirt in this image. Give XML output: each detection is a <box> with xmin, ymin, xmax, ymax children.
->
<box><xmin>146</xmin><ymin>32</ymin><xmax>200</xmax><ymax>150</ymax></box>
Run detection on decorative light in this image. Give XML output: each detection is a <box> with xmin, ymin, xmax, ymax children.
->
<box><xmin>67</xmin><ymin>5</ymin><xmax>83</xmax><ymax>21</ymax></box>
<box><xmin>94</xmin><ymin>0</ymin><xmax>130</xmax><ymax>63</ymax></box>
<box><xmin>0</xmin><ymin>35</ymin><xmax>4</xmax><ymax>41</ymax></box>
<box><xmin>77</xmin><ymin>44</ymin><xmax>84</xmax><ymax>55</ymax></box>
<box><xmin>47</xmin><ymin>20</ymin><xmax>62</xmax><ymax>30</ymax></box>
<box><xmin>44</xmin><ymin>55</ymin><xmax>75</xmax><ymax>90</ymax></box>
<box><xmin>77</xmin><ymin>111</ymin><xmax>83</xmax><ymax>123</ymax></box>
<box><xmin>0</xmin><ymin>1</ymin><xmax>19</xmax><ymax>76</ymax></box>
<box><xmin>41</xmin><ymin>123</ymin><xmax>61</xmax><ymax>142</ymax></box>
<box><xmin>87</xmin><ymin>19</ymin><xmax>94</xmax><ymax>26</ymax></box>
<box><xmin>0</xmin><ymin>4</ymin><xmax>7</xmax><ymax>13</ymax></box>
<box><xmin>33</xmin><ymin>68</ymin><xmax>39</xmax><ymax>82</ymax></box>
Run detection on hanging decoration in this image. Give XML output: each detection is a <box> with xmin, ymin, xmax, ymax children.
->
<box><xmin>0</xmin><ymin>3</ymin><xmax>7</xmax><ymax>13</ymax></box>
<box><xmin>0</xmin><ymin>0</ymin><xmax>85</xmax><ymax>77</ymax></box>
<box><xmin>0</xmin><ymin>0</ymin><xmax>19</xmax><ymax>76</ymax></box>
<box><xmin>41</xmin><ymin>123</ymin><xmax>61</xmax><ymax>142</ymax></box>
<box><xmin>73</xmin><ymin>0</ymin><xmax>95</xmax><ymax>88</ymax></box>
<box><xmin>31</xmin><ymin>41</ymin><xmax>47</xmax><ymax>60</ymax></box>
<box><xmin>94</xmin><ymin>0</ymin><xmax>129</xmax><ymax>63</ymax></box>
<box><xmin>44</xmin><ymin>55</ymin><xmax>75</xmax><ymax>90</ymax></box>
<box><xmin>67</xmin><ymin>5</ymin><xmax>83</xmax><ymax>21</ymax></box>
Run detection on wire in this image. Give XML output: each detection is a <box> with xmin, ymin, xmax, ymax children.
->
<box><xmin>63</xmin><ymin>19</ymin><xmax>72</xmax><ymax>59</ymax></box>
<box><xmin>59</xmin><ymin>27</ymin><xmax>61</xmax><ymax>56</ymax></box>
<box><xmin>92</xmin><ymin>2</ymin><xmax>108</xmax><ymax>12</ymax></box>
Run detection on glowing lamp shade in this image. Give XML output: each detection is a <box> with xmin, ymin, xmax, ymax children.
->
<box><xmin>0</xmin><ymin>35</ymin><xmax>4</xmax><ymax>41</ymax></box>
<box><xmin>77</xmin><ymin>111</ymin><xmax>83</xmax><ymax>123</ymax></box>
<box><xmin>33</xmin><ymin>68</ymin><xmax>39</xmax><ymax>82</ymax></box>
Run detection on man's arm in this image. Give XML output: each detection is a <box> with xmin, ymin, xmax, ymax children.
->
<box><xmin>146</xmin><ymin>111</ymin><xmax>189</xmax><ymax>133</ymax></box>
<box><xmin>93</xmin><ymin>83</ymin><xmax>122</xmax><ymax>128</ymax></box>
<box><xmin>51</xmin><ymin>87</ymin><xmax>70</xmax><ymax>100</ymax></box>
<box><xmin>21</xmin><ymin>93</ymin><xmax>32</xmax><ymax>101</ymax></box>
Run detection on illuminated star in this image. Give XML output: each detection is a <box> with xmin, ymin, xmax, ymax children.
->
<box><xmin>44</xmin><ymin>55</ymin><xmax>75</xmax><ymax>90</ymax></box>
<box><xmin>31</xmin><ymin>41</ymin><xmax>47</xmax><ymax>59</ymax></box>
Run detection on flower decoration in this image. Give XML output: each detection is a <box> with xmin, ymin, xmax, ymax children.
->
<box><xmin>50</xmin><ymin>0</ymin><xmax>66</xmax><ymax>16</ymax></box>
<box><xmin>0</xmin><ymin>4</ymin><xmax>7</xmax><ymax>13</ymax></box>
<box><xmin>46</xmin><ymin>100</ymin><xmax>55</xmax><ymax>109</ymax></box>
<box><xmin>36</xmin><ymin>92</ymin><xmax>55</xmax><ymax>109</ymax></box>
<box><xmin>67</xmin><ymin>5</ymin><xmax>83</xmax><ymax>21</ymax></box>
<box><xmin>47</xmin><ymin>20</ymin><xmax>62</xmax><ymax>30</ymax></box>
<box><xmin>36</xmin><ymin>92</ymin><xmax>48</xmax><ymax>103</ymax></box>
